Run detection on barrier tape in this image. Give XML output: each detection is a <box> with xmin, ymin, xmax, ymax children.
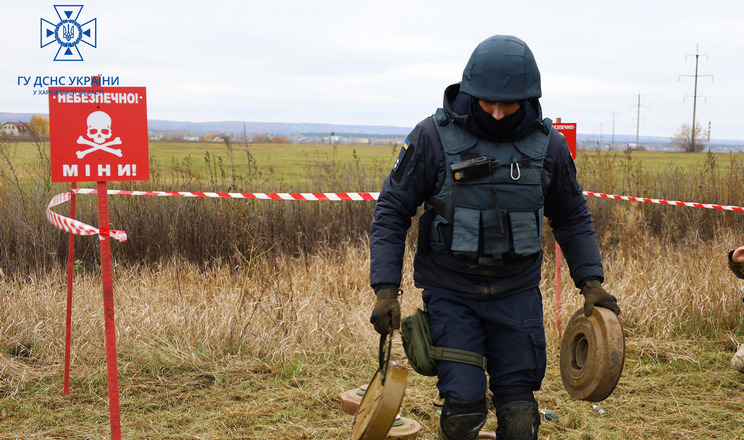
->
<box><xmin>46</xmin><ymin>188</ymin><xmax>744</xmax><ymax>241</ymax></box>
<box><xmin>73</xmin><ymin>188</ymin><xmax>380</xmax><ymax>201</ymax></box>
<box><xmin>47</xmin><ymin>190</ymin><xmax>128</xmax><ymax>242</ymax></box>
<box><xmin>583</xmin><ymin>191</ymin><xmax>744</xmax><ymax>212</ymax></box>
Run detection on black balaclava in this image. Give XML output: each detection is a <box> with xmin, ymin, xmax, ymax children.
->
<box><xmin>471</xmin><ymin>97</ymin><xmax>527</xmax><ymax>140</ymax></box>
<box><xmin>464</xmin><ymin>95</ymin><xmax>540</xmax><ymax>143</ymax></box>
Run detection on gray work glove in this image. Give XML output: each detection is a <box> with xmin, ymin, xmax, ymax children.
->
<box><xmin>580</xmin><ymin>279</ymin><xmax>621</xmax><ymax>317</ymax></box>
<box><xmin>369</xmin><ymin>288</ymin><xmax>401</xmax><ymax>335</ymax></box>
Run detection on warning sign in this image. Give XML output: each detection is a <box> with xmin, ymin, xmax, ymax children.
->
<box><xmin>49</xmin><ymin>86</ymin><xmax>149</xmax><ymax>182</ymax></box>
<box><xmin>553</xmin><ymin>119</ymin><xmax>577</xmax><ymax>159</ymax></box>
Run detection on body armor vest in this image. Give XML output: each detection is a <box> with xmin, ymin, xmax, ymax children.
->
<box><xmin>423</xmin><ymin>108</ymin><xmax>551</xmax><ymax>276</ymax></box>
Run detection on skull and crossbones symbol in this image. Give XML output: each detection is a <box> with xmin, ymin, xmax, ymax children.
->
<box><xmin>76</xmin><ymin>111</ymin><xmax>123</xmax><ymax>158</ymax></box>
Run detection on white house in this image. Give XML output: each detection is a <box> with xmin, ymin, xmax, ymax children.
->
<box><xmin>1</xmin><ymin>122</ymin><xmax>29</xmax><ymax>137</ymax></box>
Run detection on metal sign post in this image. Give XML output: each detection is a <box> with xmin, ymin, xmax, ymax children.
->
<box><xmin>553</xmin><ymin>118</ymin><xmax>577</xmax><ymax>338</ymax></box>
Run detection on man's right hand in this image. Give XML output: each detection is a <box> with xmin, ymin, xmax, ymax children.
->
<box><xmin>369</xmin><ymin>288</ymin><xmax>401</xmax><ymax>335</ymax></box>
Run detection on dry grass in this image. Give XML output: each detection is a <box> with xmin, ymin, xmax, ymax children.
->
<box><xmin>2</xmin><ymin>228</ymin><xmax>744</xmax><ymax>439</ymax></box>
<box><xmin>3</xmin><ymin>139</ymin><xmax>744</xmax><ymax>438</ymax></box>
<box><xmin>1</xmin><ymin>243</ymin><xmax>376</xmax><ymax>369</ymax></box>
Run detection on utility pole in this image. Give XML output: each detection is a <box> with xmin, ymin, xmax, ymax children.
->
<box><xmin>632</xmin><ymin>92</ymin><xmax>646</xmax><ymax>149</ymax></box>
<box><xmin>679</xmin><ymin>44</ymin><xmax>713</xmax><ymax>152</ymax></box>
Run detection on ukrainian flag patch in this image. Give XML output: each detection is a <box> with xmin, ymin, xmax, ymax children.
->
<box><xmin>393</xmin><ymin>139</ymin><xmax>411</xmax><ymax>172</ymax></box>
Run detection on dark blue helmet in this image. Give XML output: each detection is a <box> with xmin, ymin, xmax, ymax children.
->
<box><xmin>461</xmin><ymin>35</ymin><xmax>542</xmax><ymax>101</ymax></box>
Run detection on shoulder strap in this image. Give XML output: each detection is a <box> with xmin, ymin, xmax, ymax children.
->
<box><xmin>421</xmin><ymin>114</ymin><xmax>441</xmax><ymax>149</ymax></box>
<box><xmin>432</xmin><ymin>108</ymin><xmax>478</xmax><ymax>154</ymax></box>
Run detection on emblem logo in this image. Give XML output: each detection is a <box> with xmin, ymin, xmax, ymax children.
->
<box><xmin>40</xmin><ymin>5</ymin><xmax>97</xmax><ymax>61</ymax></box>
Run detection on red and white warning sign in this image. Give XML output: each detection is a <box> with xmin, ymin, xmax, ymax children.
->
<box><xmin>49</xmin><ymin>86</ymin><xmax>149</xmax><ymax>182</ymax></box>
<box><xmin>553</xmin><ymin>118</ymin><xmax>577</xmax><ymax>159</ymax></box>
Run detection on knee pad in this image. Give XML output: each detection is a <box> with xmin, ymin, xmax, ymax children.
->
<box><xmin>491</xmin><ymin>386</ymin><xmax>537</xmax><ymax>410</ymax></box>
<box><xmin>439</xmin><ymin>395</ymin><xmax>488</xmax><ymax>440</ymax></box>
<box><xmin>496</xmin><ymin>401</ymin><xmax>540</xmax><ymax>440</ymax></box>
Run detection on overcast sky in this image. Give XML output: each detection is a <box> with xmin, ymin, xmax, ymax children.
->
<box><xmin>3</xmin><ymin>0</ymin><xmax>743</xmax><ymax>140</ymax></box>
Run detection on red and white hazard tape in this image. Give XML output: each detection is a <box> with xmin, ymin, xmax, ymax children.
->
<box><xmin>71</xmin><ymin>188</ymin><xmax>380</xmax><ymax>201</ymax></box>
<box><xmin>46</xmin><ymin>189</ymin><xmax>381</xmax><ymax>241</ymax></box>
<box><xmin>47</xmin><ymin>190</ymin><xmax>128</xmax><ymax>242</ymax></box>
<box><xmin>583</xmin><ymin>191</ymin><xmax>744</xmax><ymax>212</ymax></box>
<box><xmin>46</xmin><ymin>188</ymin><xmax>744</xmax><ymax>241</ymax></box>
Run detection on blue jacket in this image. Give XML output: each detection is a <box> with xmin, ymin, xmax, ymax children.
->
<box><xmin>370</xmin><ymin>84</ymin><xmax>603</xmax><ymax>299</ymax></box>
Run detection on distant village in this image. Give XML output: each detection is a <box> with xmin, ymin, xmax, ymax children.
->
<box><xmin>0</xmin><ymin>119</ymin><xmax>405</xmax><ymax>146</ymax></box>
<box><xmin>146</xmin><ymin>130</ymin><xmax>406</xmax><ymax>146</ymax></box>
<box><xmin>3</xmin><ymin>117</ymin><xmax>743</xmax><ymax>152</ymax></box>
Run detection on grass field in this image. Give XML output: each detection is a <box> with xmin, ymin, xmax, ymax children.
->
<box><xmin>5</xmin><ymin>138</ymin><xmax>744</xmax><ymax>185</ymax></box>
<box><xmin>151</xmin><ymin>141</ymin><xmax>400</xmax><ymax>178</ymax></box>
<box><xmin>2</xmin><ymin>137</ymin><xmax>744</xmax><ymax>439</ymax></box>
<box><xmin>1</xmin><ymin>140</ymin><xmax>400</xmax><ymax>190</ymax></box>
<box><xmin>577</xmin><ymin>148</ymin><xmax>744</xmax><ymax>174</ymax></box>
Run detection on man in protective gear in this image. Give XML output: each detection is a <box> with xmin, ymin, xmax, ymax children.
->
<box><xmin>726</xmin><ymin>246</ymin><xmax>744</xmax><ymax>373</ymax></box>
<box><xmin>369</xmin><ymin>35</ymin><xmax>620</xmax><ymax>439</ymax></box>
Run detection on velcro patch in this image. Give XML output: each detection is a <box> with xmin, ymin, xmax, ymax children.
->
<box><xmin>392</xmin><ymin>139</ymin><xmax>413</xmax><ymax>182</ymax></box>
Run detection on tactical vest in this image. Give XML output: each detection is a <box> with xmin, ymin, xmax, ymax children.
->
<box><xmin>423</xmin><ymin>108</ymin><xmax>551</xmax><ymax>276</ymax></box>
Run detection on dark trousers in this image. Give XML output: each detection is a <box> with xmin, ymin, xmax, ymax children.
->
<box><xmin>423</xmin><ymin>286</ymin><xmax>547</xmax><ymax>402</ymax></box>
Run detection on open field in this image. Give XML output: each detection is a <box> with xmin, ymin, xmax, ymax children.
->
<box><xmin>577</xmin><ymin>148</ymin><xmax>744</xmax><ymax>175</ymax></box>
<box><xmin>1</xmin><ymin>140</ymin><xmax>400</xmax><ymax>189</ymax></box>
<box><xmin>4</xmin><ymin>138</ymin><xmax>744</xmax><ymax>186</ymax></box>
<box><xmin>2</xmin><ymin>137</ymin><xmax>744</xmax><ymax>438</ymax></box>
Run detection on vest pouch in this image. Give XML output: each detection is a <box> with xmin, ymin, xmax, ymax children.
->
<box><xmin>510</xmin><ymin>211</ymin><xmax>541</xmax><ymax>255</ymax></box>
<box><xmin>428</xmin><ymin>212</ymin><xmax>450</xmax><ymax>254</ymax></box>
<box><xmin>482</xmin><ymin>209</ymin><xmax>509</xmax><ymax>257</ymax></box>
<box><xmin>451</xmin><ymin>206</ymin><xmax>480</xmax><ymax>258</ymax></box>
<box><xmin>401</xmin><ymin>308</ymin><xmax>488</xmax><ymax>377</ymax></box>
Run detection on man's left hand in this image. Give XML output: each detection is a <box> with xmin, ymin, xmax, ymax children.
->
<box><xmin>580</xmin><ymin>280</ymin><xmax>620</xmax><ymax>317</ymax></box>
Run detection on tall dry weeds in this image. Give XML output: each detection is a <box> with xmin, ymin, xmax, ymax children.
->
<box><xmin>0</xmin><ymin>139</ymin><xmax>388</xmax><ymax>276</ymax></box>
<box><xmin>3</xmin><ymin>142</ymin><xmax>744</xmax><ymax>396</ymax></box>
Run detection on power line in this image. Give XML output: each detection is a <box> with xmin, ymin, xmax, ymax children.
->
<box><xmin>631</xmin><ymin>92</ymin><xmax>647</xmax><ymax>148</ymax></box>
<box><xmin>679</xmin><ymin>43</ymin><xmax>713</xmax><ymax>151</ymax></box>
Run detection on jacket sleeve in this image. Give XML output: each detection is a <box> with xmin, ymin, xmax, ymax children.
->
<box><xmin>542</xmin><ymin>129</ymin><xmax>604</xmax><ymax>288</ymax></box>
<box><xmin>369</xmin><ymin>118</ymin><xmax>444</xmax><ymax>291</ymax></box>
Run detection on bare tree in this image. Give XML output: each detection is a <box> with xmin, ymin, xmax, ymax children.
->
<box><xmin>670</xmin><ymin>122</ymin><xmax>707</xmax><ymax>152</ymax></box>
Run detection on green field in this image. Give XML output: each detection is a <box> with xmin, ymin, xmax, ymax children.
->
<box><xmin>149</xmin><ymin>141</ymin><xmax>400</xmax><ymax>182</ymax></box>
<box><xmin>576</xmin><ymin>148</ymin><xmax>744</xmax><ymax>174</ymax></box>
<box><xmin>1</xmin><ymin>139</ymin><xmax>399</xmax><ymax>188</ymax></box>
<box><xmin>5</xmin><ymin>139</ymin><xmax>744</xmax><ymax>187</ymax></box>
